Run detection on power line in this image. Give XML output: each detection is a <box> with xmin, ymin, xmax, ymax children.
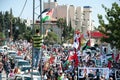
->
<box><xmin>35</xmin><ymin>5</ymin><xmax>40</xmax><ymax>9</ymax></box>
<box><xmin>35</xmin><ymin>5</ymin><xmax>40</xmax><ymax>17</ymax></box>
<box><xmin>35</xmin><ymin>12</ymin><xmax>39</xmax><ymax>16</ymax></box>
<box><xmin>19</xmin><ymin>0</ymin><xmax>27</xmax><ymax>17</ymax></box>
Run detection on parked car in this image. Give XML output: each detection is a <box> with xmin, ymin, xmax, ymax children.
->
<box><xmin>13</xmin><ymin>73</ymin><xmax>41</xmax><ymax>80</ymax></box>
<box><xmin>30</xmin><ymin>70</ymin><xmax>40</xmax><ymax>76</ymax></box>
<box><xmin>15</xmin><ymin>59</ymin><xmax>31</xmax><ymax>72</ymax></box>
<box><xmin>7</xmin><ymin>50</ymin><xmax>17</xmax><ymax>59</ymax></box>
<box><xmin>0</xmin><ymin>48</ymin><xmax>6</xmax><ymax>55</ymax></box>
<box><xmin>13</xmin><ymin>55</ymin><xmax>24</xmax><ymax>63</ymax></box>
<box><xmin>2</xmin><ymin>45</ymin><xmax>10</xmax><ymax>50</ymax></box>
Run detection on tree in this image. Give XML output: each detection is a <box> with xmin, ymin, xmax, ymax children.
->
<box><xmin>44</xmin><ymin>31</ymin><xmax>60</xmax><ymax>45</ymax></box>
<box><xmin>67</xmin><ymin>20</ymin><xmax>74</xmax><ymax>39</ymax></box>
<box><xmin>0</xmin><ymin>32</ymin><xmax>5</xmax><ymax>45</ymax></box>
<box><xmin>56</xmin><ymin>18</ymin><xmax>65</xmax><ymax>44</ymax></box>
<box><xmin>56</xmin><ymin>18</ymin><xmax>74</xmax><ymax>43</ymax></box>
<box><xmin>97</xmin><ymin>2</ymin><xmax>120</xmax><ymax>49</ymax></box>
<box><xmin>0</xmin><ymin>12</ymin><xmax>3</xmax><ymax>32</ymax></box>
<box><xmin>12</xmin><ymin>17</ymin><xmax>27</xmax><ymax>40</ymax></box>
<box><xmin>0</xmin><ymin>10</ymin><xmax>33</xmax><ymax>42</ymax></box>
<box><xmin>23</xmin><ymin>27</ymin><xmax>32</xmax><ymax>42</ymax></box>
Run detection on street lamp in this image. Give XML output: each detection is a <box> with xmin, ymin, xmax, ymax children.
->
<box><xmin>8</xmin><ymin>29</ymin><xmax>10</xmax><ymax>41</ymax></box>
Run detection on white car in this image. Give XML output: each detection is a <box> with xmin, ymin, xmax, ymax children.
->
<box><xmin>2</xmin><ymin>45</ymin><xmax>10</xmax><ymax>50</ymax></box>
<box><xmin>14</xmin><ymin>74</ymin><xmax>41</xmax><ymax>80</ymax></box>
<box><xmin>13</xmin><ymin>55</ymin><xmax>24</xmax><ymax>62</ymax></box>
<box><xmin>0</xmin><ymin>48</ymin><xmax>6</xmax><ymax>55</ymax></box>
<box><xmin>30</xmin><ymin>70</ymin><xmax>40</xmax><ymax>76</ymax></box>
<box><xmin>15</xmin><ymin>59</ymin><xmax>31</xmax><ymax>72</ymax></box>
<box><xmin>7</xmin><ymin>50</ymin><xmax>17</xmax><ymax>59</ymax></box>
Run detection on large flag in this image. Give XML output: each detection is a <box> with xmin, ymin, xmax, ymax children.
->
<box><xmin>73</xmin><ymin>51</ymin><xmax>79</xmax><ymax>67</ymax></box>
<box><xmin>68</xmin><ymin>49</ymin><xmax>79</xmax><ymax>67</ymax></box>
<box><xmin>38</xmin><ymin>8</ymin><xmax>51</xmax><ymax>18</ymax></box>
<box><xmin>49</xmin><ymin>54</ymin><xmax>55</xmax><ymax>64</ymax></box>
<box><xmin>68</xmin><ymin>51</ymin><xmax>74</xmax><ymax>61</ymax></box>
<box><xmin>38</xmin><ymin>8</ymin><xmax>54</xmax><ymax>22</ymax></box>
<box><xmin>73</xmin><ymin>30</ymin><xmax>81</xmax><ymax>50</ymax></box>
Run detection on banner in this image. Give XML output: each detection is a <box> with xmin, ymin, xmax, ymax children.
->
<box><xmin>96</xmin><ymin>59</ymin><xmax>102</xmax><ymax>67</ymax></box>
<box><xmin>115</xmin><ymin>70</ymin><xmax>120</xmax><ymax>80</ymax></box>
<box><xmin>78</xmin><ymin>67</ymin><xmax>109</xmax><ymax>79</ymax></box>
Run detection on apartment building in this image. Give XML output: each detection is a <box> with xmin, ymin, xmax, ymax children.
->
<box><xmin>43</xmin><ymin>0</ymin><xmax>93</xmax><ymax>34</ymax></box>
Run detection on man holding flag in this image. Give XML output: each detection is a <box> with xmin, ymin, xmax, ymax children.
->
<box><xmin>32</xmin><ymin>29</ymin><xmax>43</xmax><ymax>69</ymax></box>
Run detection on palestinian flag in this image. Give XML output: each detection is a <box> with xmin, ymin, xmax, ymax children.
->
<box><xmin>106</xmin><ymin>53</ymin><xmax>114</xmax><ymax>61</ymax></box>
<box><xmin>63</xmin><ymin>60</ymin><xmax>69</xmax><ymax>68</ymax></box>
<box><xmin>82</xmin><ymin>39</ymin><xmax>91</xmax><ymax>51</ymax></box>
<box><xmin>38</xmin><ymin>8</ymin><xmax>54</xmax><ymax>22</ymax></box>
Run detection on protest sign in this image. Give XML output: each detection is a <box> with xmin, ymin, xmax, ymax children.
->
<box><xmin>78</xmin><ymin>67</ymin><xmax>109</xmax><ymax>79</ymax></box>
<box><xmin>115</xmin><ymin>70</ymin><xmax>120</xmax><ymax>80</ymax></box>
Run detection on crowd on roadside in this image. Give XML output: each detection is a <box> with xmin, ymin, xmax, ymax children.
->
<box><xmin>0</xmin><ymin>39</ymin><xmax>120</xmax><ymax>80</ymax></box>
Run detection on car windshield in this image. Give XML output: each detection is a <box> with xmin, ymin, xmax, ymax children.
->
<box><xmin>30</xmin><ymin>71</ymin><xmax>40</xmax><ymax>76</ymax></box>
<box><xmin>0</xmin><ymin>50</ymin><xmax>4</xmax><ymax>52</ymax></box>
<box><xmin>18</xmin><ymin>61</ymin><xmax>30</xmax><ymax>66</ymax></box>
<box><xmin>9</xmin><ymin>52</ymin><xmax>16</xmax><ymax>55</ymax></box>
<box><xmin>33</xmin><ymin>77</ymin><xmax>41</xmax><ymax>80</ymax></box>
<box><xmin>24</xmin><ymin>77</ymin><xmax>41</xmax><ymax>80</ymax></box>
<box><xmin>24</xmin><ymin>77</ymin><xmax>31</xmax><ymax>80</ymax></box>
<box><xmin>15</xmin><ymin>56</ymin><xmax>23</xmax><ymax>60</ymax></box>
<box><xmin>15</xmin><ymin>76</ymin><xmax>31</xmax><ymax>80</ymax></box>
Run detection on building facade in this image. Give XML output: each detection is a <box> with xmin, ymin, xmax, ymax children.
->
<box><xmin>43</xmin><ymin>0</ymin><xmax>93</xmax><ymax>34</ymax></box>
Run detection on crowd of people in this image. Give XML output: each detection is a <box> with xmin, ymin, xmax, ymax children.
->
<box><xmin>0</xmin><ymin>38</ymin><xmax>120</xmax><ymax>80</ymax></box>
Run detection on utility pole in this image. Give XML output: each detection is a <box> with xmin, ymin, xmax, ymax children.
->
<box><xmin>40</xmin><ymin>0</ymin><xmax>42</xmax><ymax>35</ymax></box>
<box><xmin>2</xmin><ymin>13</ymin><xmax>6</xmax><ymax>45</ymax></box>
<box><xmin>10</xmin><ymin>9</ymin><xmax>13</xmax><ymax>41</ymax></box>
<box><xmin>48</xmin><ymin>0</ymin><xmax>51</xmax><ymax>8</ymax></box>
<box><xmin>32</xmin><ymin>0</ymin><xmax>35</xmax><ymax>79</ymax></box>
<box><xmin>40</xmin><ymin>0</ymin><xmax>43</xmax><ymax>80</ymax></box>
<box><xmin>10</xmin><ymin>19</ymin><xmax>12</xmax><ymax>41</ymax></box>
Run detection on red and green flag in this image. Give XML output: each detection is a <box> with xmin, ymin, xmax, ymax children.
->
<box><xmin>106</xmin><ymin>53</ymin><xmax>114</xmax><ymax>61</ymax></box>
<box><xmin>38</xmin><ymin>8</ymin><xmax>54</xmax><ymax>22</ymax></box>
<box><xmin>82</xmin><ymin>39</ymin><xmax>91</xmax><ymax>50</ymax></box>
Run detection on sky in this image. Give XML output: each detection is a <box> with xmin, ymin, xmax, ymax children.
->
<box><xmin>0</xmin><ymin>0</ymin><xmax>120</xmax><ymax>27</ymax></box>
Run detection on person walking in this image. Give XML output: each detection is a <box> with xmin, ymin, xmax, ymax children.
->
<box><xmin>2</xmin><ymin>56</ymin><xmax>11</xmax><ymax>80</ymax></box>
<box><xmin>8</xmin><ymin>69</ymin><xmax>15</xmax><ymax>79</ymax></box>
<box><xmin>0</xmin><ymin>61</ymin><xmax>3</xmax><ymax>80</ymax></box>
<box><xmin>32</xmin><ymin>29</ymin><xmax>43</xmax><ymax>69</ymax></box>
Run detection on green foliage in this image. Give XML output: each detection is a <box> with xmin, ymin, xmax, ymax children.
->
<box><xmin>56</xmin><ymin>18</ymin><xmax>65</xmax><ymax>28</ymax></box>
<box><xmin>97</xmin><ymin>2</ymin><xmax>120</xmax><ymax>49</ymax></box>
<box><xmin>56</xmin><ymin>18</ymin><xmax>74</xmax><ymax>43</ymax></box>
<box><xmin>0</xmin><ymin>32</ymin><xmax>5</xmax><ymax>38</ymax></box>
<box><xmin>44</xmin><ymin>31</ymin><xmax>60</xmax><ymax>45</ymax></box>
<box><xmin>0</xmin><ymin>9</ymin><xmax>32</xmax><ymax>41</ymax></box>
<box><xmin>0</xmin><ymin>32</ymin><xmax>5</xmax><ymax>46</ymax></box>
<box><xmin>23</xmin><ymin>29</ymin><xmax>32</xmax><ymax>42</ymax></box>
<box><xmin>0</xmin><ymin>12</ymin><xmax>4</xmax><ymax>32</ymax></box>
